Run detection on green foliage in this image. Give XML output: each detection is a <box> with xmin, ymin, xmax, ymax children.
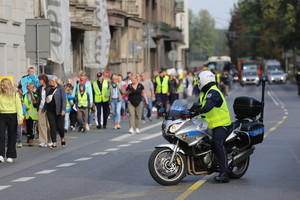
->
<box><xmin>229</xmin><ymin>0</ymin><xmax>300</xmax><ymax>62</ymax></box>
<box><xmin>189</xmin><ymin>9</ymin><xmax>229</xmax><ymax>60</ymax></box>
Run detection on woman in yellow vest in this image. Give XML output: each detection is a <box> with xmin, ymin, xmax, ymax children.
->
<box><xmin>76</xmin><ymin>84</ymin><xmax>90</xmax><ymax>133</ymax></box>
<box><xmin>23</xmin><ymin>83</ymin><xmax>38</xmax><ymax>147</ymax></box>
<box><xmin>0</xmin><ymin>78</ymin><xmax>23</xmax><ymax>163</ymax></box>
<box><xmin>197</xmin><ymin>70</ymin><xmax>231</xmax><ymax>183</ymax></box>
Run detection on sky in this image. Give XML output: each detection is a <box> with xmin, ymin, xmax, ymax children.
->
<box><xmin>189</xmin><ymin>0</ymin><xmax>240</xmax><ymax>29</ymax></box>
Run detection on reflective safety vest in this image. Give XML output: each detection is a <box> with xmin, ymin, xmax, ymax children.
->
<box><xmin>93</xmin><ymin>80</ymin><xmax>109</xmax><ymax>103</ymax></box>
<box><xmin>199</xmin><ymin>85</ymin><xmax>231</xmax><ymax>129</ymax></box>
<box><xmin>77</xmin><ymin>92</ymin><xmax>88</xmax><ymax>108</ymax></box>
<box><xmin>193</xmin><ymin>77</ymin><xmax>197</xmax><ymax>86</ymax></box>
<box><xmin>156</xmin><ymin>76</ymin><xmax>169</xmax><ymax>94</ymax></box>
<box><xmin>23</xmin><ymin>94</ymin><xmax>38</xmax><ymax>120</ymax></box>
<box><xmin>66</xmin><ymin>98</ymin><xmax>71</xmax><ymax>111</ymax></box>
<box><xmin>216</xmin><ymin>73</ymin><xmax>221</xmax><ymax>83</ymax></box>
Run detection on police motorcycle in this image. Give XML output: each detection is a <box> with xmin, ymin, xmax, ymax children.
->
<box><xmin>148</xmin><ymin>79</ymin><xmax>268</xmax><ymax>186</ymax></box>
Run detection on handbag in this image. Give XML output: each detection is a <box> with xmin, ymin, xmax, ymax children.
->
<box><xmin>46</xmin><ymin>88</ymin><xmax>57</xmax><ymax>104</ymax></box>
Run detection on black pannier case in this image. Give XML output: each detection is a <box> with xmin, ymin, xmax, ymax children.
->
<box><xmin>239</xmin><ymin>122</ymin><xmax>264</xmax><ymax>145</ymax></box>
<box><xmin>233</xmin><ymin>96</ymin><xmax>262</xmax><ymax>119</ymax></box>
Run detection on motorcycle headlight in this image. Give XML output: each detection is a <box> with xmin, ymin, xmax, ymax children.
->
<box><xmin>168</xmin><ymin>123</ymin><xmax>181</xmax><ymax>133</ymax></box>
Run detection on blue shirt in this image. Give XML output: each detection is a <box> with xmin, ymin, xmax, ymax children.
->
<box><xmin>200</xmin><ymin>89</ymin><xmax>223</xmax><ymax>114</ymax></box>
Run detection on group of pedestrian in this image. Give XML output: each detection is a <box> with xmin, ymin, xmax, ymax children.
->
<box><xmin>0</xmin><ymin>66</ymin><xmax>197</xmax><ymax>163</ymax></box>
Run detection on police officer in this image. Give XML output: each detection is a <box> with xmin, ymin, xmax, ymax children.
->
<box><xmin>196</xmin><ymin>70</ymin><xmax>231</xmax><ymax>183</ymax></box>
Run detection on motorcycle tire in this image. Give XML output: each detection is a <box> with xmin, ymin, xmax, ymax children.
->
<box><xmin>148</xmin><ymin>148</ymin><xmax>187</xmax><ymax>186</ymax></box>
<box><xmin>229</xmin><ymin>156</ymin><xmax>250</xmax><ymax>179</ymax></box>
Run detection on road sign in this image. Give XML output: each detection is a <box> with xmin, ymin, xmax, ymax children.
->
<box><xmin>127</xmin><ymin>40</ymin><xmax>143</xmax><ymax>56</ymax></box>
<box><xmin>144</xmin><ymin>37</ymin><xmax>156</xmax><ymax>49</ymax></box>
<box><xmin>143</xmin><ymin>23</ymin><xmax>156</xmax><ymax>38</ymax></box>
<box><xmin>25</xmin><ymin>19</ymin><xmax>50</xmax><ymax>59</ymax></box>
<box><xmin>168</xmin><ymin>50</ymin><xmax>179</xmax><ymax>61</ymax></box>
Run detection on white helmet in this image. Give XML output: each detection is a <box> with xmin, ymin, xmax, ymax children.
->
<box><xmin>197</xmin><ymin>70</ymin><xmax>216</xmax><ymax>90</ymax></box>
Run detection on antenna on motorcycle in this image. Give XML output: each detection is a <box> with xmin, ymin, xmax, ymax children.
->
<box><xmin>259</xmin><ymin>77</ymin><xmax>268</xmax><ymax>123</ymax></box>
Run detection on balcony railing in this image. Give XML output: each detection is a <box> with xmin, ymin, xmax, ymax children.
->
<box><xmin>151</xmin><ymin>21</ymin><xmax>170</xmax><ymax>38</ymax></box>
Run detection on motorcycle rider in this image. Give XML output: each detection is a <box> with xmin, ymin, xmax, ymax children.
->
<box><xmin>196</xmin><ymin>70</ymin><xmax>231</xmax><ymax>183</ymax></box>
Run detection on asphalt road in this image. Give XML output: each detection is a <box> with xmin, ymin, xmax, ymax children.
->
<box><xmin>0</xmin><ymin>83</ymin><xmax>300</xmax><ymax>200</ymax></box>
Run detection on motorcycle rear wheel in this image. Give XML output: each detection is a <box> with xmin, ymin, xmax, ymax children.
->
<box><xmin>229</xmin><ymin>156</ymin><xmax>250</xmax><ymax>179</ymax></box>
<box><xmin>148</xmin><ymin>148</ymin><xmax>187</xmax><ymax>186</ymax></box>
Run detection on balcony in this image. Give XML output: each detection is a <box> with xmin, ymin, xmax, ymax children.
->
<box><xmin>69</xmin><ymin>0</ymin><xmax>98</xmax><ymax>31</ymax></box>
<box><xmin>165</xmin><ymin>28</ymin><xmax>184</xmax><ymax>43</ymax></box>
<box><xmin>174</xmin><ymin>0</ymin><xmax>184</xmax><ymax>13</ymax></box>
<box><xmin>151</xmin><ymin>21</ymin><xmax>170</xmax><ymax>38</ymax></box>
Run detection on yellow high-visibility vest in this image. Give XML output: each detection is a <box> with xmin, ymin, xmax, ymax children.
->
<box><xmin>23</xmin><ymin>94</ymin><xmax>38</xmax><ymax>120</ymax></box>
<box><xmin>156</xmin><ymin>76</ymin><xmax>169</xmax><ymax>94</ymax></box>
<box><xmin>77</xmin><ymin>92</ymin><xmax>88</xmax><ymax>108</ymax></box>
<box><xmin>93</xmin><ymin>80</ymin><xmax>109</xmax><ymax>103</ymax></box>
<box><xmin>199</xmin><ymin>85</ymin><xmax>231</xmax><ymax>129</ymax></box>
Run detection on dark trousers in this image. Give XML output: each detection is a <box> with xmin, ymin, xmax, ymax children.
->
<box><xmin>0</xmin><ymin>113</ymin><xmax>17</xmax><ymax>159</ymax></box>
<box><xmin>95</xmin><ymin>102</ymin><xmax>109</xmax><ymax>127</ymax></box>
<box><xmin>26</xmin><ymin>118</ymin><xmax>37</xmax><ymax>140</ymax></box>
<box><xmin>46</xmin><ymin>111</ymin><xmax>65</xmax><ymax>143</ymax></box>
<box><xmin>156</xmin><ymin>93</ymin><xmax>168</xmax><ymax>110</ymax></box>
<box><xmin>70</xmin><ymin>108</ymin><xmax>77</xmax><ymax>127</ymax></box>
<box><xmin>169</xmin><ymin>93</ymin><xmax>178</xmax><ymax>106</ymax></box>
<box><xmin>213</xmin><ymin>126</ymin><xmax>230</xmax><ymax>173</ymax></box>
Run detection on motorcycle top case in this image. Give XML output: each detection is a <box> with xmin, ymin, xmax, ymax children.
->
<box><xmin>239</xmin><ymin>122</ymin><xmax>264</xmax><ymax>145</ymax></box>
<box><xmin>233</xmin><ymin>96</ymin><xmax>262</xmax><ymax>119</ymax></box>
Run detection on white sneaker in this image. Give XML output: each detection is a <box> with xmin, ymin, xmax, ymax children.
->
<box><xmin>48</xmin><ymin>143</ymin><xmax>53</xmax><ymax>147</ymax></box>
<box><xmin>136</xmin><ymin>128</ymin><xmax>140</xmax><ymax>134</ymax></box>
<box><xmin>142</xmin><ymin>120</ymin><xmax>146</xmax><ymax>124</ymax></box>
<box><xmin>85</xmin><ymin>123</ymin><xmax>90</xmax><ymax>131</ymax></box>
<box><xmin>128</xmin><ymin>128</ymin><xmax>135</xmax><ymax>134</ymax></box>
<box><xmin>6</xmin><ymin>158</ymin><xmax>13</xmax><ymax>163</ymax></box>
<box><xmin>0</xmin><ymin>156</ymin><xmax>4</xmax><ymax>162</ymax></box>
<box><xmin>39</xmin><ymin>143</ymin><xmax>47</xmax><ymax>148</ymax></box>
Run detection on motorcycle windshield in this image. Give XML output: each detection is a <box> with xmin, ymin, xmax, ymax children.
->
<box><xmin>167</xmin><ymin>99</ymin><xmax>189</xmax><ymax>120</ymax></box>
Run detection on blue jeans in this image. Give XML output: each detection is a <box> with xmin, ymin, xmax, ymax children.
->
<box><xmin>111</xmin><ymin>99</ymin><xmax>122</xmax><ymax>123</ymax></box>
<box><xmin>142</xmin><ymin>97</ymin><xmax>153</xmax><ymax>120</ymax></box>
<box><xmin>64</xmin><ymin>112</ymin><xmax>70</xmax><ymax>130</ymax></box>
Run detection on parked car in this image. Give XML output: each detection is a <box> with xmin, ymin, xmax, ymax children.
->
<box><xmin>268</xmin><ymin>71</ymin><xmax>286</xmax><ymax>84</ymax></box>
<box><xmin>241</xmin><ymin>71</ymin><xmax>260</xmax><ymax>85</ymax></box>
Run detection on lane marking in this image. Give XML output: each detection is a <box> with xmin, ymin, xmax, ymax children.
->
<box><xmin>35</xmin><ymin>170</ymin><xmax>57</xmax><ymax>175</ymax></box>
<box><xmin>0</xmin><ymin>185</ymin><xmax>12</xmax><ymax>191</ymax></box>
<box><xmin>140</xmin><ymin>132</ymin><xmax>161</xmax><ymax>140</ymax></box>
<box><xmin>129</xmin><ymin>141</ymin><xmax>141</xmax><ymax>144</ymax></box>
<box><xmin>110</xmin><ymin>122</ymin><xmax>161</xmax><ymax>141</ymax></box>
<box><xmin>264</xmin><ymin>116</ymin><xmax>288</xmax><ymax>138</ymax></box>
<box><xmin>91</xmin><ymin>152</ymin><xmax>108</xmax><ymax>156</ymax></box>
<box><xmin>11</xmin><ymin>177</ymin><xmax>36</xmax><ymax>182</ymax></box>
<box><xmin>74</xmin><ymin>157</ymin><xmax>92</xmax><ymax>162</ymax></box>
<box><xmin>175</xmin><ymin>175</ymin><xmax>212</xmax><ymax>200</ymax></box>
<box><xmin>267</xmin><ymin>91</ymin><xmax>279</xmax><ymax>106</ymax></box>
<box><xmin>56</xmin><ymin>163</ymin><xmax>76</xmax><ymax>167</ymax></box>
<box><xmin>105</xmin><ymin>148</ymin><xmax>120</xmax><ymax>152</ymax></box>
<box><xmin>117</xmin><ymin>144</ymin><xmax>132</xmax><ymax>148</ymax></box>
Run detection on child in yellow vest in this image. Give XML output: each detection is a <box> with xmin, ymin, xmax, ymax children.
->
<box><xmin>23</xmin><ymin>83</ymin><xmax>38</xmax><ymax>146</ymax></box>
<box><xmin>75</xmin><ymin>84</ymin><xmax>90</xmax><ymax>133</ymax></box>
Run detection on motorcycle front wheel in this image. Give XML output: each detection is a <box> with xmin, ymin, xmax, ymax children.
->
<box><xmin>229</xmin><ymin>156</ymin><xmax>250</xmax><ymax>179</ymax></box>
<box><xmin>148</xmin><ymin>148</ymin><xmax>187</xmax><ymax>186</ymax></box>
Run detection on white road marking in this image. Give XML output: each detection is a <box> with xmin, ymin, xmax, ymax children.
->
<box><xmin>105</xmin><ymin>148</ymin><xmax>120</xmax><ymax>152</ymax></box>
<box><xmin>74</xmin><ymin>157</ymin><xmax>92</xmax><ymax>161</ymax></box>
<box><xmin>110</xmin><ymin>122</ymin><xmax>161</xmax><ymax>141</ymax></box>
<box><xmin>11</xmin><ymin>177</ymin><xmax>36</xmax><ymax>182</ymax></box>
<box><xmin>117</xmin><ymin>144</ymin><xmax>132</xmax><ymax>148</ymax></box>
<box><xmin>140</xmin><ymin>132</ymin><xmax>161</xmax><ymax>140</ymax></box>
<box><xmin>35</xmin><ymin>169</ymin><xmax>57</xmax><ymax>175</ymax></box>
<box><xmin>56</xmin><ymin>163</ymin><xmax>76</xmax><ymax>167</ymax></box>
<box><xmin>268</xmin><ymin>91</ymin><xmax>279</xmax><ymax>106</ymax></box>
<box><xmin>91</xmin><ymin>152</ymin><xmax>108</xmax><ymax>156</ymax></box>
<box><xmin>0</xmin><ymin>185</ymin><xmax>12</xmax><ymax>191</ymax></box>
<box><xmin>129</xmin><ymin>141</ymin><xmax>141</xmax><ymax>144</ymax></box>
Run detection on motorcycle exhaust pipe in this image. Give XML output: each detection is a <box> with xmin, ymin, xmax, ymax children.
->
<box><xmin>232</xmin><ymin>146</ymin><xmax>255</xmax><ymax>166</ymax></box>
